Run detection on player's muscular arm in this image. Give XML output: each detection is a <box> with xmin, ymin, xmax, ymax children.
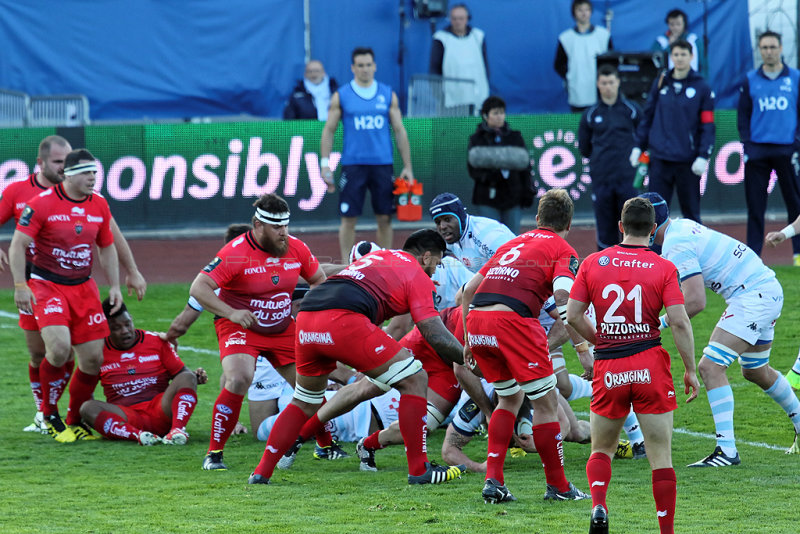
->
<box><xmin>9</xmin><ymin>230</ymin><xmax>35</xmax><ymax>313</ymax></box>
<box><xmin>110</xmin><ymin>217</ymin><xmax>146</xmax><ymax>300</ymax></box>
<box><xmin>679</xmin><ymin>274</ymin><xmax>706</xmax><ymax>318</ymax></box>
<box><xmin>566</xmin><ymin>298</ymin><xmax>596</xmax><ymax>345</ymax></box>
<box><xmin>665</xmin><ymin>303</ymin><xmax>699</xmax><ymax>403</ymax></box>
<box><xmin>441</xmin><ymin>424</ymin><xmax>486</xmax><ymax>473</ymax></box>
<box><xmin>417</xmin><ymin>316</ymin><xmax>464</xmax><ymax>365</ymax></box>
<box><xmin>190</xmin><ymin>273</ymin><xmax>254</xmax><ymax>329</ymax></box>
<box><xmin>97</xmin><ymin>243</ymin><xmax>122</xmax><ymax>314</ymax></box>
<box><xmin>165</xmin><ymin>305</ymin><xmax>202</xmax><ymax>343</ymax></box>
<box><xmin>454</xmin><ymin>363</ymin><xmax>494</xmax><ymax>419</ymax></box>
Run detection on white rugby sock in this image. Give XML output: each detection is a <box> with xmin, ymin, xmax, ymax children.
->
<box><xmin>623</xmin><ymin>408</ymin><xmax>644</xmax><ymax>445</ymax></box>
<box><xmin>566</xmin><ymin>374</ymin><xmax>592</xmax><ymax>401</ymax></box>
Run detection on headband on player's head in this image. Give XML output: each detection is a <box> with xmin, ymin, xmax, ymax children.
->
<box><xmin>63</xmin><ymin>161</ymin><xmax>98</xmax><ymax>176</ymax></box>
<box><xmin>638</xmin><ymin>192</ymin><xmax>670</xmax><ymax>245</ymax></box>
<box><xmin>254</xmin><ymin>207</ymin><xmax>290</xmax><ymax>226</ymax></box>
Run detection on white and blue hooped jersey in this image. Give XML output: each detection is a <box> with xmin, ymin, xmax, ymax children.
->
<box><xmin>662</xmin><ymin>218</ymin><xmax>776</xmax><ymax>301</ymax></box>
<box><xmin>431</xmin><ymin>255</ymin><xmax>474</xmax><ymax>310</ymax></box>
<box><xmin>448</xmin><ymin>215</ymin><xmax>515</xmax><ymax>273</ymax></box>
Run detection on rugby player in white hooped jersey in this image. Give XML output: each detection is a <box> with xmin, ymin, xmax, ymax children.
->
<box><xmin>644</xmin><ymin>192</ymin><xmax>800</xmax><ymax>463</ymax></box>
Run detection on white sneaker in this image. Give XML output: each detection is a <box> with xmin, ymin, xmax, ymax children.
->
<box><xmin>23</xmin><ymin>411</ymin><xmax>48</xmax><ymax>434</ymax></box>
<box><xmin>162</xmin><ymin>427</ymin><xmax>189</xmax><ymax>445</ymax></box>
<box><xmin>137</xmin><ymin>431</ymin><xmax>161</xmax><ymax>446</ymax></box>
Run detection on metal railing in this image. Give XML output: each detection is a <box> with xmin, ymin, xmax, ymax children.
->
<box><xmin>407</xmin><ymin>74</ymin><xmax>475</xmax><ymax>118</ymax></box>
<box><xmin>28</xmin><ymin>94</ymin><xmax>90</xmax><ymax>127</ymax></box>
<box><xmin>0</xmin><ymin>89</ymin><xmax>30</xmax><ymax>127</ymax></box>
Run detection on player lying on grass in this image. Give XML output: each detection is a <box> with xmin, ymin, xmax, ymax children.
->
<box><xmin>79</xmin><ymin>299</ymin><xmax>206</xmax><ymax>445</ymax></box>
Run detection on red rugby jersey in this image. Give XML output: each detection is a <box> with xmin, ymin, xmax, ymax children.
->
<box><xmin>330</xmin><ymin>249</ymin><xmax>439</xmax><ymax>325</ymax></box>
<box><xmin>474</xmin><ymin>228</ymin><xmax>579</xmax><ymax>317</ymax></box>
<box><xmin>0</xmin><ymin>174</ymin><xmax>53</xmax><ymax>262</ymax></box>
<box><xmin>202</xmin><ymin>230</ymin><xmax>319</xmax><ymax>335</ymax></box>
<box><xmin>100</xmin><ymin>330</ymin><xmax>185</xmax><ymax>405</ymax></box>
<box><xmin>400</xmin><ymin>305</ymin><xmax>464</xmax><ymax>362</ymax></box>
<box><xmin>16</xmin><ymin>183</ymin><xmax>113</xmax><ymax>283</ymax></box>
<box><xmin>571</xmin><ymin>244</ymin><xmax>684</xmax><ymax>354</ymax></box>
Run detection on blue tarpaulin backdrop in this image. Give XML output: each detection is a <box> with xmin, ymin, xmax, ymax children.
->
<box><xmin>0</xmin><ymin>0</ymin><xmax>751</xmax><ymax>120</ymax></box>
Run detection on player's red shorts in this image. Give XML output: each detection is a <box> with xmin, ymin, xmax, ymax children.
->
<box><xmin>215</xmin><ymin>318</ymin><xmax>295</xmax><ymax>368</ymax></box>
<box><xmin>295</xmin><ymin>310</ymin><xmax>404</xmax><ymax>377</ymax></box>
<box><xmin>18</xmin><ymin>308</ymin><xmax>39</xmax><ymax>331</ymax></box>
<box><xmin>591</xmin><ymin>346</ymin><xmax>677</xmax><ymax>419</ymax></box>
<box><xmin>119</xmin><ymin>392</ymin><xmax>171</xmax><ymax>436</ymax></box>
<box><xmin>402</xmin><ymin>337</ymin><xmax>461</xmax><ymax>405</ymax></box>
<box><xmin>29</xmin><ymin>278</ymin><xmax>108</xmax><ymax>344</ymax></box>
<box><xmin>466</xmin><ymin>310</ymin><xmax>550</xmax><ymax>384</ymax></box>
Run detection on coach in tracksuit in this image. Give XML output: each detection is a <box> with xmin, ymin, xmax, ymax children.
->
<box><xmin>738</xmin><ymin>30</ymin><xmax>800</xmax><ymax>260</ymax></box>
<box><xmin>579</xmin><ymin>65</ymin><xmax>641</xmax><ymax>250</ymax></box>
<box><xmin>633</xmin><ymin>40</ymin><xmax>715</xmax><ymax>223</ymax></box>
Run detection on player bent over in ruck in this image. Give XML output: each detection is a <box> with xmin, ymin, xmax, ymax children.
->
<box><xmin>567</xmin><ymin>196</ymin><xmax>699</xmax><ymax>534</ymax></box>
<box><xmin>248</xmin><ymin>229</ymin><xmax>467</xmax><ymax>486</ymax></box>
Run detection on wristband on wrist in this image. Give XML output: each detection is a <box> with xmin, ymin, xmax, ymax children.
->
<box><xmin>781</xmin><ymin>224</ymin><xmax>797</xmax><ymax>240</ymax></box>
<box><xmin>574</xmin><ymin>341</ymin><xmax>590</xmax><ymax>353</ymax></box>
<box><xmin>320</xmin><ymin>157</ymin><xmax>330</xmax><ymax>168</ymax></box>
<box><xmin>14</xmin><ymin>281</ymin><xmax>27</xmax><ymax>289</ymax></box>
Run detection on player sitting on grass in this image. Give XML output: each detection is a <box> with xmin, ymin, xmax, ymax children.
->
<box><xmin>79</xmin><ymin>299</ymin><xmax>207</xmax><ymax>445</ymax></box>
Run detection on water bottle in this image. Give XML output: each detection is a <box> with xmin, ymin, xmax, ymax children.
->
<box><xmin>633</xmin><ymin>152</ymin><xmax>650</xmax><ymax>189</ymax></box>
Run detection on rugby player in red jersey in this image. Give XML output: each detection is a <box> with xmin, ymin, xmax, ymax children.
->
<box><xmin>567</xmin><ymin>196</ymin><xmax>699</xmax><ymax>534</ymax></box>
<box><xmin>462</xmin><ymin>188</ymin><xmax>591</xmax><ymax>504</ymax></box>
<box><xmin>190</xmin><ymin>194</ymin><xmax>327</xmax><ymax>471</ymax></box>
<box><xmin>1</xmin><ymin>136</ymin><xmax>146</xmax><ymax>434</ymax></box>
<box><xmin>80</xmin><ymin>299</ymin><xmax>206</xmax><ymax>445</ymax></box>
<box><xmin>248</xmin><ymin>229</ymin><xmax>467</xmax><ymax>486</ymax></box>
<box><xmin>9</xmin><ymin>149</ymin><xmax>123</xmax><ymax>443</ymax></box>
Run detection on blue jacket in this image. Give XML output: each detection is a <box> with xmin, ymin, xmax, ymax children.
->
<box><xmin>578</xmin><ymin>96</ymin><xmax>640</xmax><ymax>181</ymax></box>
<box><xmin>636</xmin><ymin>69</ymin><xmax>715</xmax><ymax>162</ymax></box>
<box><xmin>282</xmin><ymin>77</ymin><xmax>338</xmax><ymax>120</ymax></box>
<box><xmin>737</xmin><ymin>65</ymin><xmax>800</xmax><ymax>159</ymax></box>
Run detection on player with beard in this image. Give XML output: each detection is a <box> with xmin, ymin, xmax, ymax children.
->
<box><xmin>190</xmin><ymin>194</ymin><xmax>327</xmax><ymax>470</ymax></box>
<box><xmin>1</xmin><ymin>136</ymin><xmax>146</xmax><ymax>435</ymax></box>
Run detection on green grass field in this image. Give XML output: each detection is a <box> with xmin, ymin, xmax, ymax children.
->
<box><xmin>2</xmin><ymin>271</ymin><xmax>800</xmax><ymax>534</ymax></box>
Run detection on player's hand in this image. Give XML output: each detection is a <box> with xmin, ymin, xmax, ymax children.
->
<box><xmin>321</xmin><ymin>166</ymin><xmax>336</xmax><ymax>194</ymax></box>
<box><xmin>512</xmin><ymin>433</ymin><xmax>536</xmax><ymax>453</ymax></box>
<box><xmin>195</xmin><ymin>367</ymin><xmax>208</xmax><ymax>385</ymax></box>
<box><xmin>684</xmin><ymin>370</ymin><xmax>700</xmax><ymax>403</ymax></box>
<box><xmin>399</xmin><ymin>167</ymin><xmax>415</xmax><ymax>184</ymax></box>
<box><xmin>0</xmin><ymin>248</ymin><xmax>8</xmax><ymax>271</ymax></box>
<box><xmin>232</xmin><ymin>421</ymin><xmax>248</xmax><ymax>435</ymax></box>
<box><xmin>629</xmin><ymin>147</ymin><xmax>642</xmax><ymax>168</ymax></box>
<box><xmin>463</xmin><ymin>345</ymin><xmax>483</xmax><ymax>377</ymax></box>
<box><xmin>577</xmin><ymin>348</ymin><xmax>594</xmax><ymax>380</ymax></box>
<box><xmin>229</xmin><ymin>309</ymin><xmax>256</xmax><ymax>329</ymax></box>
<box><xmin>125</xmin><ymin>270</ymin><xmax>147</xmax><ymax>301</ymax></box>
<box><xmin>14</xmin><ymin>285</ymin><xmax>34</xmax><ymax>314</ymax></box>
<box><xmin>691</xmin><ymin>157</ymin><xmax>708</xmax><ymax>176</ymax></box>
<box><xmin>765</xmin><ymin>231</ymin><xmax>786</xmax><ymax>248</ymax></box>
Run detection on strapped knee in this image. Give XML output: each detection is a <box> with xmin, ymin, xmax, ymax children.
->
<box><xmin>740</xmin><ymin>348</ymin><xmax>770</xmax><ymax>369</ymax></box>
<box><xmin>426</xmin><ymin>402</ymin><xmax>447</xmax><ymax>429</ymax></box>
<box><xmin>371</xmin><ymin>357</ymin><xmax>423</xmax><ymax>389</ymax></box>
<box><xmin>521</xmin><ymin>374</ymin><xmax>557</xmax><ymax>400</ymax></box>
<box><xmin>702</xmin><ymin>342</ymin><xmax>738</xmax><ymax>368</ymax></box>
<box><xmin>492</xmin><ymin>378</ymin><xmax>521</xmax><ymax>397</ymax></box>
<box><xmin>292</xmin><ymin>384</ymin><xmax>326</xmax><ymax>405</ymax></box>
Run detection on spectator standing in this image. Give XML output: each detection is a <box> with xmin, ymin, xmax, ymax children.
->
<box><xmin>579</xmin><ymin>65</ymin><xmax>641</xmax><ymax>249</ymax></box>
<box><xmin>430</xmin><ymin>3</ymin><xmax>490</xmax><ymax>114</ymax></box>
<box><xmin>320</xmin><ymin>47</ymin><xmax>414</xmax><ymax>263</ymax></box>
<box><xmin>737</xmin><ymin>30</ymin><xmax>800</xmax><ymax>263</ymax></box>
<box><xmin>554</xmin><ymin>0</ymin><xmax>612</xmax><ymax>112</ymax></box>
<box><xmin>467</xmin><ymin>96</ymin><xmax>533</xmax><ymax>234</ymax></box>
<box><xmin>283</xmin><ymin>60</ymin><xmax>338</xmax><ymax>121</ymax></box>
<box><xmin>651</xmin><ymin>9</ymin><xmax>706</xmax><ymax>78</ymax></box>
<box><xmin>633</xmin><ymin>40</ymin><xmax>715</xmax><ymax>223</ymax></box>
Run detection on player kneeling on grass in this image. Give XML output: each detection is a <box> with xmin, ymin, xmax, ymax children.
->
<box><xmin>79</xmin><ymin>298</ymin><xmax>207</xmax><ymax>445</ymax></box>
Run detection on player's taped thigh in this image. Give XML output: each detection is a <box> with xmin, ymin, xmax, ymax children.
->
<box><xmin>426</xmin><ymin>401</ymin><xmax>447</xmax><ymax>428</ymax></box>
<box><xmin>739</xmin><ymin>348</ymin><xmax>770</xmax><ymax>369</ymax></box>
<box><xmin>492</xmin><ymin>378</ymin><xmax>521</xmax><ymax>397</ymax></box>
<box><xmin>292</xmin><ymin>384</ymin><xmax>326</xmax><ymax>405</ymax></box>
<box><xmin>520</xmin><ymin>374</ymin><xmax>557</xmax><ymax>400</ymax></box>
<box><xmin>369</xmin><ymin>357</ymin><xmax>423</xmax><ymax>389</ymax></box>
<box><xmin>702</xmin><ymin>342</ymin><xmax>739</xmax><ymax>368</ymax></box>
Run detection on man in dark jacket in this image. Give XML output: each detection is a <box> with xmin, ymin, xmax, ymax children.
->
<box><xmin>467</xmin><ymin>96</ymin><xmax>532</xmax><ymax>234</ymax></box>
<box><xmin>283</xmin><ymin>60</ymin><xmax>338</xmax><ymax>120</ymax></box>
<box><xmin>579</xmin><ymin>65</ymin><xmax>641</xmax><ymax>250</ymax></box>
<box><xmin>633</xmin><ymin>40</ymin><xmax>715</xmax><ymax>223</ymax></box>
